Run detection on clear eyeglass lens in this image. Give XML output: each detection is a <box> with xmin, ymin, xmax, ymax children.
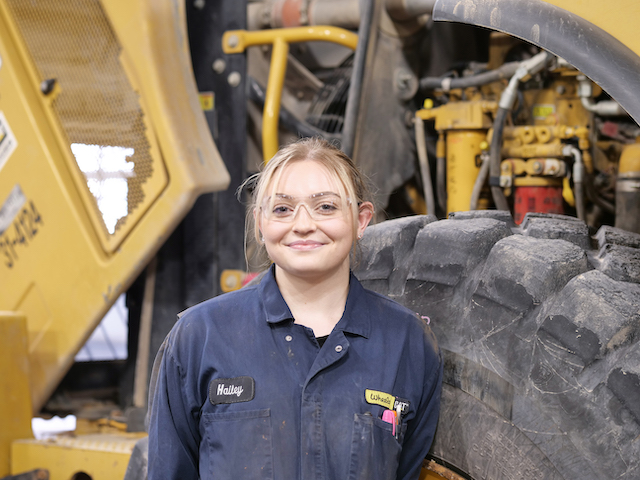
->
<box><xmin>263</xmin><ymin>193</ymin><xmax>347</xmax><ymax>222</ymax></box>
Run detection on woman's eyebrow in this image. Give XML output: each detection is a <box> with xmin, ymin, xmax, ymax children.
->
<box><xmin>273</xmin><ymin>191</ymin><xmax>340</xmax><ymax>198</ymax></box>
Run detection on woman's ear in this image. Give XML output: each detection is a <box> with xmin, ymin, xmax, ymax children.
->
<box><xmin>356</xmin><ymin>202</ymin><xmax>374</xmax><ymax>238</ymax></box>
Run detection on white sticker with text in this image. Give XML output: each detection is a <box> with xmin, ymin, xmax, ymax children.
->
<box><xmin>0</xmin><ymin>111</ymin><xmax>18</xmax><ymax>172</ymax></box>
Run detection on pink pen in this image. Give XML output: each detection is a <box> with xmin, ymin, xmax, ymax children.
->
<box><xmin>382</xmin><ymin>409</ymin><xmax>396</xmax><ymax>436</ymax></box>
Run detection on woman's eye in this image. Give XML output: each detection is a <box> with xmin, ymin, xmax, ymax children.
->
<box><xmin>273</xmin><ymin>205</ymin><xmax>293</xmax><ymax>216</ymax></box>
<box><xmin>317</xmin><ymin>203</ymin><xmax>338</xmax><ymax>214</ymax></box>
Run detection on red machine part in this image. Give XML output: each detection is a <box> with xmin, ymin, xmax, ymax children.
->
<box><xmin>513</xmin><ymin>186</ymin><xmax>564</xmax><ymax>224</ymax></box>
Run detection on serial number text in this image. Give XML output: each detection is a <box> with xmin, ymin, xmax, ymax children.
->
<box><xmin>0</xmin><ymin>200</ymin><xmax>44</xmax><ymax>268</ymax></box>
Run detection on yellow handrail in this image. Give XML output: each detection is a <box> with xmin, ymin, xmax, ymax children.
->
<box><xmin>222</xmin><ymin>27</ymin><xmax>358</xmax><ymax>163</ymax></box>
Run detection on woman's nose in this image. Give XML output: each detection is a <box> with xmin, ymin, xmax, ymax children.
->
<box><xmin>292</xmin><ymin>204</ymin><xmax>316</xmax><ymax>231</ymax></box>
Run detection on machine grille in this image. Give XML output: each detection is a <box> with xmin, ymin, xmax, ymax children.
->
<box><xmin>6</xmin><ymin>0</ymin><xmax>153</xmax><ymax>236</ymax></box>
<box><xmin>306</xmin><ymin>56</ymin><xmax>353</xmax><ymax>134</ymax></box>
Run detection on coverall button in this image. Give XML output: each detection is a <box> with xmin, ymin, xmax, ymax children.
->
<box><xmin>285</xmin><ymin>335</ymin><xmax>293</xmax><ymax>342</ymax></box>
<box><xmin>335</xmin><ymin>345</ymin><xmax>343</xmax><ymax>352</ymax></box>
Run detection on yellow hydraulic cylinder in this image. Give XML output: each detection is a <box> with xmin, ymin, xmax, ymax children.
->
<box><xmin>0</xmin><ymin>312</ymin><xmax>33</xmax><ymax>477</ymax></box>
<box><xmin>446</xmin><ymin>130</ymin><xmax>485</xmax><ymax>214</ymax></box>
<box><xmin>619</xmin><ymin>142</ymin><xmax>640</xmax><ymax>175</ymax></box>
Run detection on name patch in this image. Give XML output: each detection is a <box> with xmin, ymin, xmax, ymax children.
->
<box><xmin>209</xmin><ymin>376</ymin><xmax>255</xmax><ymax>405</ymax></box>
<box><xmin>365</xmin><ymin>389</ymin><xmax>395</xmax><ymax>409</ymax></box>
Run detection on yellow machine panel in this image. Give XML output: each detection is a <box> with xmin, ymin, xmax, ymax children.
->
<box><xmin>0</xmin><ymin>0</ymin><xmax>230</xmax><ymax>415</ymax></box>
<box><xmin>0</xmin><ymin>312</ymin><xmax>33</xmax><ymax>476</ymax></box>
<box><xmin>542</xmin><ymin>0</ymin><xmax>640</xmax><ymax>57</ymax></box>
<box><xmin>12</xmin><ymin>434</ymin><xmax>145</xmax><ymax>480</ymax></box>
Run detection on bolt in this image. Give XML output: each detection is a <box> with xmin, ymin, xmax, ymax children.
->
<box><xmin>212</xmin><ymin>59</ymin><xmax>226</xmax><ymax>74</ymax></box>
<box><xmin>224</xmin><ymin>274</ymin><xmax>239</xmax><ymax>290</ymax></box>
<box><xmin>40</xmin><ymin>78</ymin><xmax>56</xmax><ymax>95</ymax></box>
<box><xmin>532</xmin><ymin>161</ymin><xmax>543</xmax><ymax>173</ymax></box>
<box><xmin>261</xmin><ymin>7</ymin><xmax>271</xmax><ymax>27</ymax></box>
<box><xmin>193</xmin><ymin>0</ymin><xmax>205</xmax><ymax>9</ymax></box>
<box><xmin>396</xmin><ymin>70</ymin><xmax>413</xmax><ymax>90</ymax></box>
<box><xmin>227</xmin><ymin>34</ymin><xmax>239</xmax><ymax>48</ymax></box>
<box><xmin>227</xmin><ymin>71</ymin><xmax>242</xmax><ymax>87</ymax></box>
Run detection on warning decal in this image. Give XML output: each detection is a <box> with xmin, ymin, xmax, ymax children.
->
<box><xmin>0</xmin><ymin>111</ymin><xmax>18</xmax><ymax>172</ymax></box>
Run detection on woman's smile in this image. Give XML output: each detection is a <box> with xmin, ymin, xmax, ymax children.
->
<box><xmin>287</xmin><ymin>239</ymin><xmax>325</xmax><ymax>250</ymax></box>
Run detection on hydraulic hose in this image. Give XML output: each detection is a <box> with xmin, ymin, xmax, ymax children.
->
<box><xmin>414</xmin><ymin>117</ymin><xmax>436</xmax><ymax>216</ymax></box>
<box><xmin>341</xmin><ymin>0</ymin><xmax>375</xmax><ymax>157</ymax></box>
<box><xmin>564</xmin><ymin>145</ymin><xmax>586</xmax><ymax>221</ymax></box>
<box><xmin>436</xmin><ymin>156</ymin><xmax>446</xmax><ymax>212</ymax></box>
<box><xmin>435</xmin><ymin>133</ymin><xmax>447</xmax><ymax>212</ymax></box>
<box><xmin>470</xmin><ymin>151</ymin><xmax>490</xmax><ymax>210</ymax></box>
<box><xmin>489</xmin><ymin>107</ymin><xmax>510</xmax><ymax>211</ymax></box>
<box><xmin>574</xmin><ymin>177</ymin><xmax>586</xmax><ymax>221</ymax></box>
<box><xmin>419</xmin><ymin>61</ymin><xmax>520</xmax><ymax>92</ymax></box>
<box><xmin>577</xmin><ymin>75</ymin><xmax>625</xmax><ymax>116</ymax></box>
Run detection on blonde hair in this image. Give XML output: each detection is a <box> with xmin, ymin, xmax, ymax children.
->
<box><xmin>242</xmin><ymin>137</ymin><xmax>372</xmax><ymax>257</ymax></box>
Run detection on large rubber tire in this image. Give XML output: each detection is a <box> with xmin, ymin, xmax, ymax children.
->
<box><xmin>354</xmin><ymin>211</ymin><xmax>640</xmax><ymax>480</ymax></box>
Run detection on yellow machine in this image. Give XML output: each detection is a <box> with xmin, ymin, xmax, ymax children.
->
<box><xmin>2</xmin><ymin>0</ymin><xmax>640</xmax><ymax>479</ymax></box>
<box><xmin>0</xmin><ymin>0</ymin><xmax>229</xmax><ymax>478</ymax></box>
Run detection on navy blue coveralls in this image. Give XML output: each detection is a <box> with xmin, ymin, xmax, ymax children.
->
<box><xmin>147</xmin><ymin>266</ymin><xmax>442</xmax><ymax>480</ymax></box>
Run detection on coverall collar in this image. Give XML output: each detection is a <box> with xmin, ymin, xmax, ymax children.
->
<box><xmin>259</xmin><ymin>264</ymin><xmax>371</xmax><ymax>339</ymax></box>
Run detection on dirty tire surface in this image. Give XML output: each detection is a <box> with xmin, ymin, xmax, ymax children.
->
<box><xmin>354</xmin><ymin>212</ymin><xmax>640</xmax><ymax>480</ymax></box>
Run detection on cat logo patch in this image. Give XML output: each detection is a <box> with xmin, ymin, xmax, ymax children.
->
<box><xmin>209</xmin><ymin>376</ymin><xmax>255</xmax><ymax>405</ymax></box>
<box><xmin>393</xmin><ymin>397</ymin><xmax>410</xmax><ymax>415</ymax></box>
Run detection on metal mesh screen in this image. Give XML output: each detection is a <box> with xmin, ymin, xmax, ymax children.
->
<box><xmin>6</xmin><ymin>0</ymin><xmax>153</xmax><ymax>236</ymax></box>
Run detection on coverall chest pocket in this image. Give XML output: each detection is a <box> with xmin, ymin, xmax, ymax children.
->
<box><xmin>348</xmin><ymin>413</ymin><xmax>403</xmax><ymax>480</ymax></box>
<box><xmin>202</xmin><ymin>408</ymin><xmax>273</xmax><ymax>480</ymax></box>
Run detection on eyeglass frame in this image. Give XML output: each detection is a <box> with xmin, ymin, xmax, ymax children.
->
<box><xmin>260</xmin><ymin>191</ymin><xmax>353</xmax><ymax>223</ymax></box>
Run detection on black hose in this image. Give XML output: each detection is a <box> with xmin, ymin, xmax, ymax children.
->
<box><xmin>489</xmin><ymin>107</ymin><xmax>510</xmax><ymax>211</ymax></box>
<box><xmin>341</xmin><ymin>0</ymin><xmax>375</xmax><ymax>157</ymax></box>
<box><xmin>436</xmin><ymin>155</ymin><xmax>446</xmax><ymax>212</ymax></box>
<box><xmin>247</xmin><ymin>77</ymin><xmax>336</xmax><ymax>140</ymax></box>
<box><xmin>574</xmin><ymin>179</ymin><xmax>586</xmax><ymax>221</ymax></box>
<box><xmin>585</xmin><ymin>173</ymin><xmax>615</xmax><ymax>213</ymax></box>
<box><xmin>470</xmin><ymin>153</ymin><xmax>490</xmax><ymax>210</ymax></box>
<box><xmin>419</xmin><ymin>62</ymin><xmax>520</xmax><ymax>92</ymax></box>
<box><xmin>414</xmin><ymin>117</ymin><xmax>436</xmax><ymax>216</ymax></box>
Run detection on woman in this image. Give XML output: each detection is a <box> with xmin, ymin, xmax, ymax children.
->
<box><xmin>147</xmin><ymin>137</ymin><xmax>442</xmax><ymax>480</ymax></box>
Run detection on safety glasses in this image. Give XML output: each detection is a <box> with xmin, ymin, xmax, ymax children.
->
<box><xmin>261</xmin><ymin>192</ymin><xmax>350</xmax><ymax>222</ymax></box>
